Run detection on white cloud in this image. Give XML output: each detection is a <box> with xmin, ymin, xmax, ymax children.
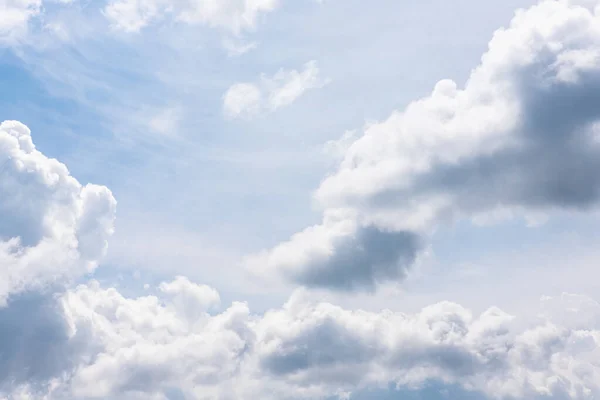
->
<box><xmin>0</xmin><ymin>0</ymin><xmax>42</xmax><ymax>44</ymax></box>
<box><xmin>246</xmin><ymin>0</ymin><xmax>600</xmax><ymax>291</ymax></box>
<box><xmin>56</xmin><ymin>279</ymin><xmax>252</xmax><ymax>399</ymax></box>
<box><xmin>0</xmin><ymin>114</ymin><xmax>599</xmax><ymax>399</ymax></box>
<box><xmin>148</xmin><ymin>106</ymin><xmax>182</xmax><ymax>136</ymax></box>
<box><xmin>104</xmin><ymin>0</ymin><xmax>280</xmax><ymax>34</ymax></box>
<box><xmin>159</xmin><ymin>275</ymin><xmax>221</xmax><ymax>317</ymax></box>
<box><xmin>2</xmin><ymin>279</ymin><xmax>600</xmax><ymax>400</ymax></box>
<box><xmin>0</xmin><ymin>120</ymin><xmax>116</xmax><ymax>304</ymax></box>
<box><xmin>223</xmin><ymin>82</ymin><xmax>264</xmax><ymax>119</ymax></box>
<box><xmin>223</xmin><ymin>60</ymin><xmax>330</xmax><ymax>119</ymax></box>
<box><xmin>222</xmin><ymin>38</ymin><xmax>258</xmax><ymax>56</ymax></box>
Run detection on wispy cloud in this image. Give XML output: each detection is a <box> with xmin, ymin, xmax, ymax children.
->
<box><xmin>104</xmin><ymin>0</ymin><xmax>281</xmax><ymax>34</ymax></box>
<box><xmin>223</xmin><ymin>60</ymin><xmax>330</xmax><ymax>119</ymax></box>
<box><xmin>0</xmin><ymin>0</ymin><xmax>41</xmax><ymax>45</ymax></box>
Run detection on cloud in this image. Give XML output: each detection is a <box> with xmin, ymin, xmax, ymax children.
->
<box><xmin>246</xmin><ymin>212</ymin><xmax>423</xmax><ymax>291</ymax></box>
<box><xmin>0</xmin><ymin>292</ymin><xmax>78</xmax><ymax>392</ymax></box>
<box><xmin>246</xmin><ymin>0</ymin><xmax>600</xmax><ymax>291</ymax></box>
<box><xmin>61</xmin><ymin>280</ymin><xmax>252</xmax><ymax>399</ymax></box>
<box><xmin>0</xmin><ymin>0</ymin><xmax>41</xmax><ymax>44</ymax></box>
<box><xmin>159</xmin><ymin>275</ymin><xmax>221</xmax><ymax>317</ymax></box>
<box><xmin>147</xmin><ymin>106</ymin><xmax>182</xmax><ymax>136</ymax></box>
<box><xmin>223</xmin><ymin>60</ymin><xmax>330</xmax><ymax>119</ymax></box>
<box><xmin>0</xmin><ymin>119</ymin><xmax>598</xmax><ymax>399</ymax></box>
<box><xmin>2</xmin><ymin>279</ymin><xmax>600</xmax><ymax>400</ymax></box>
<box><xmin>104</xmin><ymin>0</ymin><xmax>280</xmax><ymax>34</ymax></box>
<box><xmin>0</xmin><ymin>120</ymin><xmax>116</xmax><ymax>304</ymax></box>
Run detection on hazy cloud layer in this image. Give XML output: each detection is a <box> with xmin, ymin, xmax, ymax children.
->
<box><xmin>247</xmin><ymin>0</ymin><xmax>600</xmax><ymax>291</ymax></box>
<box><xmin>104</xmin><ymin>0</ymin><xmax>280</xmax><ymax>33</ymax></box>
<box><xmin>0</xmin><ymin>0</ymin><xmax>280</xmax><ymax>48</ymax></box>
<box><xmin>0</xmin><ymin>0</ymin><xmax>41</xmax><ymax>44</ymax></box>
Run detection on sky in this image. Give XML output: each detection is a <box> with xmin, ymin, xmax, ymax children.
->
<box><xmin>2</xmin><ymin>0</ymin><xmax>600</xmax><ymax>398</ymax></box>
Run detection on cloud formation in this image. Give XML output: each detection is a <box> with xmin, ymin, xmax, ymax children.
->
<box><xmin>247</xmin><ymin>0</ymin><xmax>600</xmax><ymax>291</ymax></box>
<box><xmin>2</xmin><ymin>280</ymin><xmax>600</xmax><ymax>400</ymax></box>
<box><xmin>223</xmin><ymin>60</ymin><xmax>330</xmax><ymax>119</ymax></box>
<box><xmin>104</xmin><ymin>0</ymin><xmax>280</xmax><ymax>34</ymax></box>
<box><xmin>0</xmin><ymin>119</ymin><xmax>598</xmax><ymax>400</ymax></box>
<box><xmin>0</xmin><ymin>0</ymin><xmax>41</xmax><ymax>44</ymax></box>
<box><xmin>0</xmin><ymin>121</ymin><xmax>116</xmax><ymax>304</ymax></box>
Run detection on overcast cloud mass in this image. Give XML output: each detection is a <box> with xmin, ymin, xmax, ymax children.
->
<box><xmin>1</xmin><ymin>0</ymin><xmax>600</xmax><ymax>399</ymax></box>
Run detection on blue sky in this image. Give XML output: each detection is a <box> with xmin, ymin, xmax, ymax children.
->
<box><xmin>2</xmin><ymin>0</ymin><xmax>600</xmax><ymax>399</ymax></box>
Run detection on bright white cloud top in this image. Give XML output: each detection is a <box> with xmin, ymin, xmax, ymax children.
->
<box><xmin>247</xmin><ymin>0</ymin><xmax>600</xmax><ymax>291</ymax></box>
<box><xmin>2</xmin><ymin>0</ymin><xmax>600</xmax><ymax>399</ymax></box>
<box><xmin>0</xmin><ymin>121</ymin><xmax>116</xmax><ymax>305</ymax></box>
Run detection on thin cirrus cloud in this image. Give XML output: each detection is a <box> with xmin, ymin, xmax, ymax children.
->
<box><xmin>245</xmin><ymin>0</ymin><xmax>600</xmax><ymax>292</ymax></box>
<box><xmin>0</xmin><ymin>0</ymin><xmax>280</xmax><ymax>48</ymax></box>
<box><xmin>223</xmin><ymin>60</ymin><xmax>330</xmax><ymax>119</ymax></box>
<box><xmin>103</xmin><ymin>0</ymin><xmax>280</xmax><ymax>34</ymax></box>
<box><xmin>0</xmin><ymin>0</ymin><xmax>41</xmax><ymax>44</ymax></box>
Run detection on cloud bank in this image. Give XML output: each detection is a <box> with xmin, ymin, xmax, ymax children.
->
<box><xmin>2</xmin><ymin>279</ymin><xmax>600</xmax><ymax>399</ymax></box>
<box><xmin>246</xmin><ymin>0</ymin><xmax>600</xmax><ymax>291</ymax></box>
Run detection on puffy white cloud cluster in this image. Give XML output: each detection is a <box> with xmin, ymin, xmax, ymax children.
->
<box><xmin>104</xmin><ymin>0</ymin><xmax>279</xmax><ymax>34</ymax></box>
<box><xmin>247</xmin><ymin>0</ymin><xmax>600</xmax><ymax>290</ymax></box>
<box><xmin>5</xmin><ymin>0</ymin><xmax>600</xmax><ymax>398</ymax></box>
<box><xmin>0</xmin><ymin>121</ymin><xmax>116</xmax><ymax>304</ymax></box>
<box><xmin>255</xmin><ymin>291</ymin><xmax>600</xmax><ymax>400</ymax></box>
<box><xmin>223</xmin><ymin>60</ymin><xmax>330</xmax><ymax>119</ymax></box>
<box><xmin>0</xmin><ymin>0</ymin><xmax>41</xmax><ymax>44</ymax></box>
<box><xmin>2</xmin><ymin>281</ymin><xmax>600</xmax><ymax>400</ymax></box>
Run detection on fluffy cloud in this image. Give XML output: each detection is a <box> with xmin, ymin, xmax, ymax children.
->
<box><xmin>0</xmin><ymin>0</ymin><xmax>41</xmax><ymax>43</ymax></box>
<box><xmin>104</xmin><ymin>0</ymin><xmax>279</xmax><ymax>34</ymax></box>
<box><xmin>246</xmin><ymin>0</ymin><xmax>600</xmax><ymax>290</ymax></box>
<box><xmin>0</xmin><ymin>119</ymin><xmax>598</xmax><ymax>399</ymax></box>
<box><xmin>2</xmin><ymin>280</ymin><xmax>600</xmax><ymax>400</ymax></box>
<box><xmin>60</xmin><ymin>280</ymin><xmax>251</xmax><ymax>399</ymax></box>
<box><xmin>0</xmin><ymin>120</ymin><xmax>116</xmax><ymax>304</ymax></box>
<box><xmin>255</xmin><ymin>291</ymin><xmax>600</xmax><ymax>400</ymax></box>
<box><xmin>223</xmin><ymin>60</ymin><xmax>330</xmax><ymax>119</ymax></box>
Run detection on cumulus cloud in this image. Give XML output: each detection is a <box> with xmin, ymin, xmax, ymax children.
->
<box><xmin>0</xmin><ymin>120</ymin><xmax>598</xmax><ymax>399</ymax></box>
<box><xmin>0</xmin><ymin>120</ymin><xmax>116</xmax><ymax>304</ymax></box>
<box><xmin>104</xmin><ymin>0</ymin><xmax>280</xmax><ymax>34</ymax></box>
<box><xmin>246</xmin><ymin>0</ymin><xmax>600</xmax><ymax>290</ymax></box>
<box><xmin>0</xmin><ymin>0</ymin><xmax>42</xmax><ymax>44</ymax></box>
<box><xmin>61</xmin><ymin>280</ymin><xmax>251</xmax><ymax>399</ymax></box>
<box><xmin>223</xmin><ymin>60</ymin><xmax>330</xmax><ymax>119</ymax></box>
<box><xmin>1</xmin><ymin>279</ymin><xmax>600</xmax><ymax>400</ymax></box>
